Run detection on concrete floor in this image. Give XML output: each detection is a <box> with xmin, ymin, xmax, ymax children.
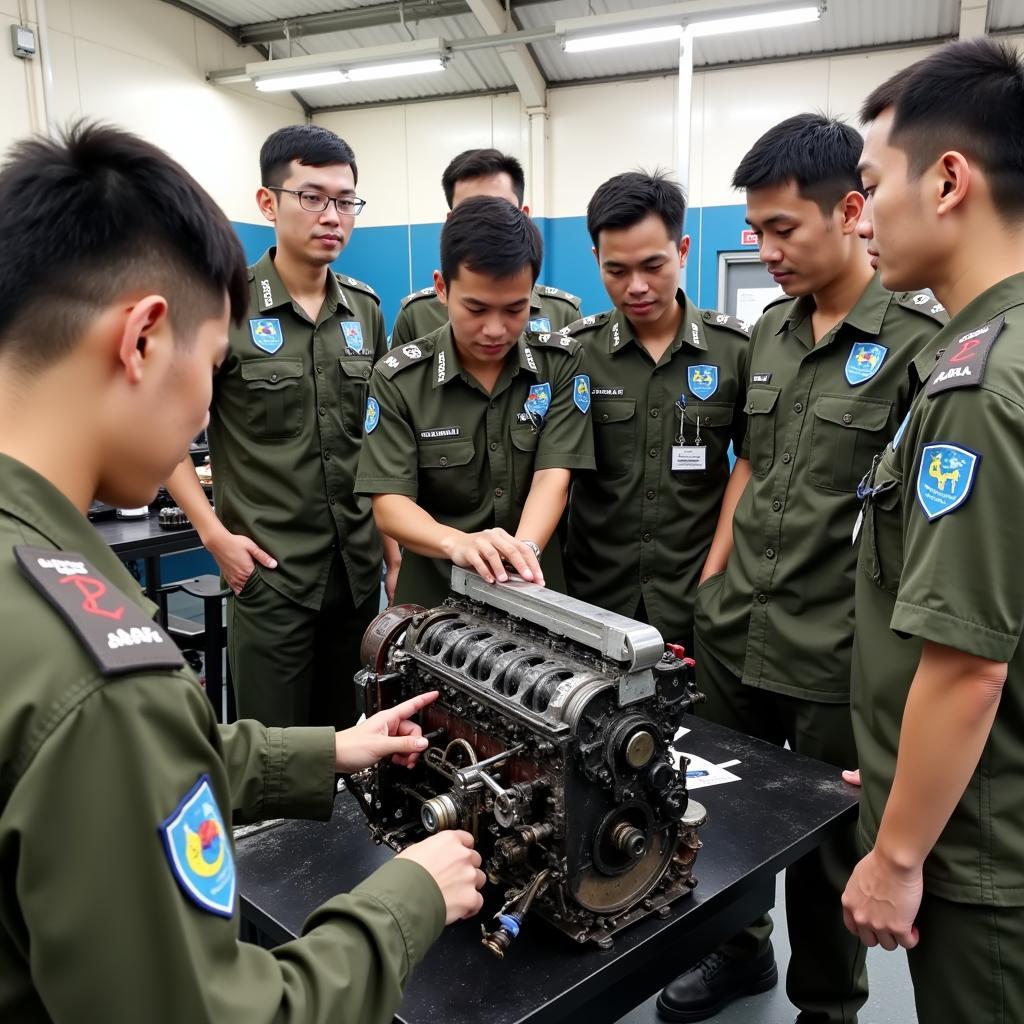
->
<box><xmin>616</xmin><ymin>872</ymin><xmax>918</xmax><ymax>1024</ymax></box>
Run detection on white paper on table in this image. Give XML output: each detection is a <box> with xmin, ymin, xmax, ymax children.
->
<box><xmin>670</xmin><ymin>750</ymin><xmax>742</xmax><ymax>789</ymax></box>
<box><xmin>735</xmin><ymin>286</ymin><xmax>785</xmax><ymax>325</ymax></box>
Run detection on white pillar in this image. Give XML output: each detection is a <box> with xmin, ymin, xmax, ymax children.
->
<box><xmin>526</xmin><ymin>105</ymin><xmax>548</xmax><ymax>219</ymax></box>
<box><xmin>676</xmin><ymin>31</ymin><xmax>694</xmax><ymax>196</ymax></box>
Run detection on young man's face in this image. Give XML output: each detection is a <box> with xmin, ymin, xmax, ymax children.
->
<box><xmin>435</xmin><ymin>264</ymin><xmax>534</xmax><ymax>366</ymax></box>
<box><xmin>745</xmin><ymin>180</ymin><xmax>859</xmax><ymax>298</ymax></box>
<box><xmin>857</xmin><ymin>108</ymin><xmax>930</xmax><ymax>292</ymax></box>
<box><xmin>259</xmin><ymin>159</ymin><xmax>357</xmax><ymax>267</ymax></box>
<box><xmin>451</xmin><ymin>172</ymin><xmax>523</xmax><ymax>211</ymax></box>
<box><xmin>595</xmin><ymin>213</ymin><xmax>688</xmax><ymax>326</ymax></box>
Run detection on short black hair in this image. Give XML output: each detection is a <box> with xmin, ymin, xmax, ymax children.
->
<box><xmin>732</xmin><ymin>113</ymin><xmax>864</xmax><ymax>214</ymax></box>
<box><xmin>0</xmin><ymin>121</ymin><xmax>248</xmax><ymax>372</ymax></box>
<box><xmin>440</xmin><ymin>195</ymin><xmax>542</xmax><ymax>287</ymax></box>
<box><xmin>441</xmin><ymin>148</ymin><xmax>526</xmax><ymax>208</ymax></box>
<box><xmin>260</xmin><ymin>124</ymin><xmax>358</xmax><ymax>187</ymax></box>
<box><xmin>861</xmin><ymin>38</ymin><xmax>1024</xmax><ymax>221</ymax></box>
<box><xmin>586</xmin><ymin>170</ymin><xmax>686</xmax><ymax>247</ymax></box>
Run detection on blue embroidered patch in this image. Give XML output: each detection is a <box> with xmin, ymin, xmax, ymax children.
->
<box><xmin>845</xmin><ymin>342</ymin><xmax>888</xmax><ymax>385</ymax></box>
<box><xmin>573</xmin><ymin>374</ymin><xmax>591</xmax><ymax>413</ymax></box>
<box><xmin>341</xmin><ymin>321</ymin><xmax>364</xmax><ymax>353</ymax></box>
<box><xmin>525</xmin><ymin>382</ymin><xmax>552</xmax><ymax>419</ymax></box>
<box><xmin>365</xmin><ymin>397</ymin><xmax>380</xmax><ymax>434</ymax></box>
<box><xmin>529</xmin><ymin>317</ymin><xmax>552</xmax><ymax>333</ymax></box>
<box><xmin>891</xmin><ymin>409</ymin><xmax>912</xmax><ymax>451</ymax></box>
<box><xmin>688</xmin><ymin>364</ymin><xmax>719</xmax><ymax>401</ymax></box>
<box><xmin>159</xmin><ymin>775</ymin><xmax>235</xmax><ymax>918</ymax></box>
<box><xmin>249</xmin><ymin>318</ymin><xmax>283</xmax><ymax>354</ymax></box>
<box><xmin>916</xmin><ymin>443</ymin><xmax>979</xmax><ymax>521</ymax></box>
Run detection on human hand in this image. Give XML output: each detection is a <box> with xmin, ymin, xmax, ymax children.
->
<box><xmin>442</xmin><ymin>528</ymin><xmax>543</xmax><ymax>586</ymax></box>
<box><xmin>396</xmin><ymin>831</ymin><xmax>486</xmax><ymax>924</ymax></box>
<box><xmin>384</xmin><ymin>557</ymin><xmax>401</xmax><ymax>605</ymax></box>
<box><xmin>841</xmin><ymin>848</ymin><xmax>923</xmax><ymax>951</ymax></box>
<box><xmin>205</xmin><ymin>526</ymin><xmax>277</xmax><ymax>594</ymax></box>
<box><xmin>334</xmin><ymin>691</ymin><xmax>438</xmax><ymax>772</ymax></box>
<box><xmin>843</xmin><ymin>769</ymin><xmax>862</xmax><ymax>786</ymax></box>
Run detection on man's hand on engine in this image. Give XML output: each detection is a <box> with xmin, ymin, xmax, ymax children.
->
<box><xmin>335</xmin><ymin>691</ymin><xmax>439</xmax><ymax>772</ymax></box>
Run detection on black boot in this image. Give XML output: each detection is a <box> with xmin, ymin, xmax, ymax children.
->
<box><xmin>656</xmin><ymin>945</ymin><xmax>779</xmax><ymax>1022</ymax></box>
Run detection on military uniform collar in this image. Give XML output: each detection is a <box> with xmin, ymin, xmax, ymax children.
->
<box><xmin>777</xmin><ymin>271</ymin><xmax>889</xmax><ymax>340</ymax></box>
<box><xmin>529</xmin><ymin>285</ymin><xmax>543</xmax><ymax>314</ymax></box>
<box><xmin>607</xmin><ymin>289</ymin><xmax>701</xmax><ymax>355</ymax></box>
<box><xmin>0</xmin><ymin>453</ymin><xmax>159</xmax><ymax>617</ymax></box>
<box><xmin>432</xmin><ymin>325</ymin><xmax>461</xmax><ymax>389</ymax></box>
<box><xmin>251</xmin><ymin>248</ymin><xmax>351</xmax><ymax>317</ymax></box>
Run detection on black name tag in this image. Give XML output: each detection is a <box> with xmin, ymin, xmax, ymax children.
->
<box><xmin>926</xmin><ymin>316</ymin><xmax>1004</xmax><ymax>397</ymax></box>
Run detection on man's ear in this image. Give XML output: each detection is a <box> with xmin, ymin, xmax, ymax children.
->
<box><xmin>432</xmin><ymin>269</ymin><xmax>448</xmax><ymax>307</ymax></box>
<box><xmin>256</xmin><ymin>186</ymin><xmax>277</xmax><ymax>224</ymax></box>
<box><xmin>838</xmin><ymin>190</ymin><xmax>866</xmax><ymax>233</ymax></box>
<box><xmin>934</xmin><ymin>151</ymin><xmax>971</xmax><ymax>216</ymax></box>
<box><xmin>678</xmin><ymin>234</ymin><xmax>691</xmax><ymax>268</ymax></box>
<box><xmin>117</xmin><ymin>296</ymin><xmax>170</xmax><ymax>384</ymax></box>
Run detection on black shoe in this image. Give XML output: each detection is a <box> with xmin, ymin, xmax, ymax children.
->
<box><xmin>656</xmin><ymin>946</ymin><xmax>779</xmax><ymax>1022</ymax></box>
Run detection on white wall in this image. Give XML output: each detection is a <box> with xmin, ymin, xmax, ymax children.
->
<box><xmin>0</xmin><ymin>0</ymin><xmax>303</xmax><ymax>222</ymax></box>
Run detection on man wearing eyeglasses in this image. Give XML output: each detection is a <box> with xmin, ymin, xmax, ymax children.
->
<box><xmin>168</xmin><ymin>125</ymin><xmax>394</xmax><ymax>730</ymax></box>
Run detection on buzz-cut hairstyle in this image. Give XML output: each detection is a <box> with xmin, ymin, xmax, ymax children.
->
<box><xmin>732</xmin><ymin>113</ymin><xmax>864</xmax><ymax>215</ymax></box>
<box><xmin>441</xmin><ymin>148</ymin><xmax>526</xmax><ymax>208</ymax></box>
<box><xmin>586</xmin><ymin>170</ymin><xmax>686</xmax><ymax>248</ymax></box>
<box><xmin>440</xmin><ymin>195</ymin><xmax>542</xmax><ymax>287</ymax></box>
<box><xmin>0</xmin><ymin>121</ymin><xmax>248</xmax><ymax>374</ymax></box>
<box><xmin>861</xmin><ymin>38</ymin><xmax>1024</xmax><ymax>222</ymax></box>
<box><xmin>259</xmin><ymin>124</ymin><xmax>358</xmax><ymax>188</ymax></box>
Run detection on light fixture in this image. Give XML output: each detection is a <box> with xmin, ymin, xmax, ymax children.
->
<box><xmin>254</xmin><ymin>70</ymin><xmax>346</xmax><ymax>92</ymax></box>
<box><xmin>563</xmin><ymin>24</ymin><xmax>682</xmax><ymax>54</ymax></box>
<box><xmin>687</xmin><ymin>6</ymin><xmax>819</xmax><ymax>37</ymax></box>
<box><xmin>346</xmin><ymin>58</ymin><xmax>446</xmax><ymax>82</ymax></box>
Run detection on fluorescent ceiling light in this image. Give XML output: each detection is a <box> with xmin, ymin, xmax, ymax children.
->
<box><xmin>254</xmin><ymin>70</ymin><xmax>346</xmax><ymax>92</ymax></box>
<box><xmin>564</xmin><ymin>24</ymin><xmax>683</xmax><ymax>53</ymax></box>
<box><xmin>346</xmin><ymin>58</ymin><xmax>446</xmax><ymax>81</ymax></box>
<box><xmin>687</xmin><ymin>5</ymin><xmax>819</xmax><ymax>37</ymax></box>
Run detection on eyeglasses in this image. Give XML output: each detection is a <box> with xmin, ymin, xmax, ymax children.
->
<box><xmin>267</xmin><ymin>187</ymin><xmax>367</xmax><ymax>216</ymax></box>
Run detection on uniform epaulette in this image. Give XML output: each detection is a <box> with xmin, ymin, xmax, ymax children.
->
<box><xmin>763</xmin><ymin>293</ymin><xmax>792</xmax><ymax>313</ymax></box>
<box><xmin>701</xmin><ymin>309</ymin><xmax>752</xmax><ymax>337</ymax></box>
<box><xmin>897</xmin><ymin>290</ymin><xmax>948</xmax><ymax>323</ymax></box>
<box><xmin>246</xmin><ymin>268</ymin><xmax>256</xmax><ymax>283</ymax></box>
<box><xmin>527</xmin><ymin>330</ymin><xmax>581</xmax><ymax>354</ymax></box>
<box><xmin>400</xmin><ymin>287</ymin><xmax>437</xmax><ymax>309</ymax></box>
<box><xmin>560</xmin><ymin>312</ymin><xmax>609</xmax><ymax>336</ymax></box>
<box><xmin>375</xmin><ymin>338</ymin><xmax>434</xmax><ymax>379</ymax></box>
<box><xmin>538</xmin><ymin>285</ymin><xmax>582</xmax><ymax>309</ymax></box>
<box><xmin>336</xmin><ymin>273</ymin><xmax>381</xmax><ymax>305</ymax></box>
<box><xmin>925</xmin><ymin>315</ymin><xmax>1004</xmax><ymax>397</ymax></box>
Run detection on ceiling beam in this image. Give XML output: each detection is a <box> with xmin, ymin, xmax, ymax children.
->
<box><xmin>464</xmin><ymin>0</ymin><xmax>547</xmax><ymax>107</ymax></box>
<box><xmin>959</xmin><ymin>0</ymin><xmax>990</xmax><ymax>37</ymax></box>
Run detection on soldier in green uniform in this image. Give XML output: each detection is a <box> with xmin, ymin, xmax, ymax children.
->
<box><xmin>357</xmin><ymin>196</ymin><xmax>594</xmax><ymax>607</ymax></box>
<box><xmin>842</xmin><ymin>40</ymin><xmax>1024</xmax><ymax>1024</ymax></box>
<box><xmin>390</xmin><ymin>149</ymin><xmax>581</xmax><ymax>347</ymax></box>
<box><xmin>564</xmin><ymin>171</ymin><xmax>749</xmax><ymax>653</ymax></box>
<box><xmin>658</xmin><ymin>115</ymin><xmax>946</xmax><ymax>1023</ymax></box>
<box><xmin>0</xmin><ymin>122</ymin><xmax>485</xmax><ymax>1024</ymax></box>
<box><xmin>168</xmin><ymin>125</ymin><xmax>398</xmax><ymax>729</ymax></box>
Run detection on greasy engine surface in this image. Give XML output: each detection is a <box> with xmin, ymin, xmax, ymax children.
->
<box><xmin>348</xmin><ymin>568</ymin><xmax>706</xmax><ymax>955</ymax></box>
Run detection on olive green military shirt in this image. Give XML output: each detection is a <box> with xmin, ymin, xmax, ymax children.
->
<box><xmin>564</xmin><ymin>291</ymin><xmax>749</xmax><ymax>649</ymax></box>
<box><xmin>355</xmin><ymin>324</ymin><xmax>595</xmax><ymax>607</ymax></box>
<box><xmin>390</xmin><ymin>283</ymin><xmax>581</xmax><ymax>348</ymax></box>
<box><xmin>208</xmin><ymin>248</ymin><xmax>388</xmax><ymax>610</ymax></box>
<box><xmin>0</xmin><ymin>453</ymin><xmax>445</xmax><ymax>1023</ymax></box>
<box><xmin>852</xmin><ymin>273</ymin><xmax>1024</xmax><ymax>907</ymax></box>
<box><xmin>696</xmin><ymin>273</ymin><xmax>946</xmax><ymax>701</ymax></box>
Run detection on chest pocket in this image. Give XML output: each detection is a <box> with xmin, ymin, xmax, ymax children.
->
<box><xmin>510</xmin><ymin>423</ymin><xmax>540</xmax><ymax>501</ymax></box>
<box><xmin>594</xmin><ymin>399</ymin><xmax>636</xmax><ymax>479</ymax></box>
<box><xmin>810</xmin><ymin>395</ymin><xmax>893</xmax><ymax>493</ymax></box>
<box><xmin>337</xmin><ymin>357</ymin><xmax>373</xmax><ymax>438</ymax></box>
<box><xmin>683</xmin><ymin>402</ymin><xmax>735</xmax><ymax>454</ymax></box>
<box><xmin>860</xmin><ymin>465</ymin><xmax>904</xmax><ymax>596</ymax></box>
<box><xmin>417</xmin><ymin>438</ymin><xmax>478</xmax><ymax>516</ymax></box>
<box><xmin>241</xmin><ymin>358</ymin><xmax>304</xmax><ymax>440</ymax></box>
<box><xmin>744</xmin><ymin>386</ymin><xmax>780</xmax><ymax>478</ymax></box>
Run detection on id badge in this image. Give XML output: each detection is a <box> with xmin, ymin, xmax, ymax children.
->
<box><xmin>672</xmin><ymin>446</ymin><xmax>707</xmax><ymax>471</ymax></box>
<box><xmin>851</xmin><ymin>508</ymin><xmax>864</xmax><ymax>544</ymax></box>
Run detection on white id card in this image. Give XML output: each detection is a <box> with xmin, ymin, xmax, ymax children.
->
<box><xmin>852</xmin><ymin>508</ymin><xmax>864</xmax><ymax>544</ymax></box>
<box><xmin>672</xmin><ymin>445</ymin><xmax>707</xmax><ymax>471</ymax></box>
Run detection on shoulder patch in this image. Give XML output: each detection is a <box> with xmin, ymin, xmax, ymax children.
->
<box><xmin>538</xmin><ymin>285</ymin><xmax>582</xmax><ymax>308</ymax></box>
<box><xmin>898</xmin><ymin>290</ymin><xmax>948</xmax><ymax>324</ymax></box>
<box><xmin>336</xmin><ymin>273</ymin><xmax>381</xmax><ymax>306</ymax></box>
<box><xmin>701</xmin><ymin>310</ymin><xmax>751</xmax><ymax>337</ymax></box>
<box><xmin>528</xmin><ymin>330</ymin><xmax>581</xmax><ymax>354</ymax></box>
<box><xmin>375</xmin><ymin>340</ymin><xmax>433</xmax><ymax>379</ymax></box>
<box><xmin>15</xmin><ymin>546</ymin><xmax>184</xmax><ymax>675</ymax></box>
<box><xmin>563</xmin><ymin>312</ymin><xmax>608</xmax><ymax>336</ymax></box>
<box><xmin>400</xmin><ymin>287</ymin><xmax>437</xmax><ymax>309</ymax></box>
<box><xmin>926</xmin><ymin>315</ymin><xmax>1004</xmax><ymax>397</ymax></box>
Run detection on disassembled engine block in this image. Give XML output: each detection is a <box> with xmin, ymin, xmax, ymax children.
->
<box><xmin>349</xmin><ymin>568</ymin><xmax>707</xmax><ymax>956</ymax></box>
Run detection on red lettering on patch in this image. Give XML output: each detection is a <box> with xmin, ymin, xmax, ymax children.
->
<box><xmin>949</xmin><ymin>338</ymin><xmax>980</xmax><ymax>364</ymax></box>
<box><xmin>60</xmin><ymin>576</ymin><xmax>125</xmax><ymax>621</ymax></box>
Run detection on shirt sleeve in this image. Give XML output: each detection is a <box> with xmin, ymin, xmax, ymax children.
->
<box><xmin>355</xmin><ymin>370</ymin><xmax>420</xmax><ymax>498</ymax></box>
<box><xmin>370</xmin><ymin>304</ymin><xmax>388</xmax><ymax>364</ymax></box>
<box><xmin>892</xmin><ymin>384</ymin><xmax>1024</xmax><ymax>662</ymax></box>
<box><xmin>6</xmin><ymin>673</ymin><xmax>444</xmax><ymax>1024</ymax></box>
<box><xmin>738</xmin><ymin>322</ymin><xmax>762</xmax><ymax>461</ymax></box>
<box><xmin>731</xmin><ymin>336</ymin><xmax>750</xmax><ymax>453</ymax></box>
<box><xmin>535</xmin><ymin>346</ymin><xmax>596</xmax><ymax>472</ymax></box>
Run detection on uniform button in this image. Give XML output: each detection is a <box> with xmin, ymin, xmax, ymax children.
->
<box><xmin>781</xmin><ymin>452</ymin><xmax>792</xmax><ymax>464</ymax></box>
<box><xmin>490</xmin><ymin>402</ymin><xmax>497</xmax><ymax>410</ymax></box>
<box><xmin>650</xmin><ymin>408</ymin><xmax>659</xmax><ymax>418</ymax></box>
<box><xmin>771</xmin><ymin>499</ymin><xmax>782</xmax><ymax>511</ymax></box>
<box><xmin>765</xmin><ymin>548</ymin><xmax>776</xmax><ymax>559</ymax></box>
<box><xmin>318</xmin><ymin>406</ymin><xmax>326</xmax><ymax>416</ymax></box>
<box><xmin>315</xmin><ymin>365</ymin><xmax>323</xmax><ymax>375</ymax></box>
<box><xmin>323</xmin><ymin>450</ymin><xmax>331</xmax><ymax>460</ymax></box>
<box><xmin>439</xmin><ymin>456</ymin><xmax>448</xmax><ymax>467</ymax></box>
<box><xmin>270</xmin><ymin>373</ymin><xmax>278</xmax><ymax>382</ymax></box>
<box><xmin>646</xmin><ymin>489</ymin><xmax>656</xmax><ymax>500</ymax></box>
<box><xmin>642</xmin><ymin>532</ymin><xmax>652</xmax><ymax>542</ymax></box>
<box><xmin>489</xmin><ymin>441</ymin><xmax>498</xmax><ymax>451</ymax></box>
<box><xmin>601</xmin><ymin>413</ymin><xmax>609</xmax><ymax>422</ymax></box>
<box><xmin>362</xmin><ymin>369</ymin><xmax>370</xmax><ymax>379</ymax></box>
<box><xmin>495</xmin><ymin>487</ymin><xmax>504</xmax><ymax>498</ymax></box>
<box><xmin>704</xmin><ymin>416</ymin><xmax>713</xmax><ymax>425</ymax></box>
<box><xmin>793</xmin><ymin>402</ymin><xmax>803</xmax><ymax>413</ymax></box>
<box><xmin>641</xmin><ymin>575</ymin><xmax>651</xmax><ymax>584</ymax></box>
<box><xmin>757</xmin><ymin>593</ymin><xmax>767</xmax><ymax>604</ymax></box>
<box><xmin>842</xmin><ymin>413</ymin><xmax>853</xmax><ymax>425</ymax></box>
<box><xmin>649</xmin><ymin>448</ymin><xmax>658</xmax><ymax>458</ymax></box>
<box><xmin>329</xmin><ymin>496</ymin><xmax>336</xmax><ymax>506</ymax></box>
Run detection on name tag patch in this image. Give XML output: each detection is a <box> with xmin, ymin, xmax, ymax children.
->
<box><xmin>926</xmin><ymin>316</ymin><xmax>1004</xmax><ymax>397</ymax></box>
<box><xmin>420</xmin><ymin>426</ymin><xmax>460</xmax><ymax>439</ymax></box>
